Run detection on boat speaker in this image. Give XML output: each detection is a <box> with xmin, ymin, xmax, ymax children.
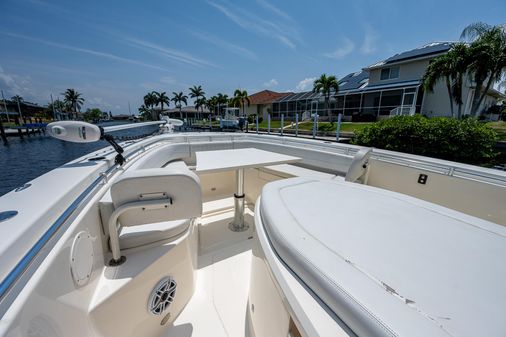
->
<box><xmin>148</xmin><ymin>277</ymin><xmax>177</xmax><ymax>315</ymax></box>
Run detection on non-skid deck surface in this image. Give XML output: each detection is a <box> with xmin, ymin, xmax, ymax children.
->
<box><xmin>164</xmin><ymin>209</ymin><xmax>254</xmax><ymax>337</ymax></box>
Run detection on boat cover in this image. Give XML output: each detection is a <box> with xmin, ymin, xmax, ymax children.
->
<box><xmin>259</xmin><ymin>177</ymin><xmax>506</xmax><ymax>337</ymax></box>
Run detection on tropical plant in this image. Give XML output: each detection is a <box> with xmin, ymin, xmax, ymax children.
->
<box><xmin>448</xmin><ymin>43</ymin><xmax>471</xmax><ymax>119</ymax></box>
<box><xmin>215</xmin><ymin>93</ymin><xmax>228</xmax><ymax>116</ymax></box>
<box><xmin>206</xmin><ymin>96</ymin><xmax>218</xmax><ymax>117</ymax></box>
<box><xmin>11</xmin><ymin>95</ymin><xmax>23</xmax><ymax>103</ymax></box>
<box><xmin>143</xmin><ymin>92</ymin><xmax>157</xmax><ymax>120</ymax></box>
<box><xmin>312</xmin><ymin>74</ymin><xmax>339</xmax><ymax>121</ymax></box>
<box><xmin>194</xmin><ymin>97</ymin><xmax>207</xmax><ymax>118</ymax></box>
<box><xmin>152</xmin><ymin>91</ymin><xmax>170</xmax><ymax>119</ymax></box>
<box><xmin>231</xmin><ymin>89</ymin><xmax>251</xmax><ymax>117</ymax></box>
<box><xmin>422</xmin><ymin>53</ymin><xmax>456</xmax><ymax>118</ymax></box>
<box><xmin>189</xmin><ymin>85</ymin><xmax>206</xmax><ymax>119</ymax></box>
<box><xmin>62</xmin><ymin>89</ymin><xmax>84</xmax><ymax>120</ymax></box>
<box><xmin>461</xmin><ymin>22</ymin><xmax>506</xmax><ymax>116</ymax></box>
<box><xmin>83</xmin><ymin>108</ymin><xmax>103</xmax><ymax>122</ymax></box>
<box><xmin>138</xmin><ymin>104</ymin><xmax>153</xmax><ymax>121</ymax></box>
<box><xmin>171</xmin><ymin>91</ymin><xmax>188</xmax><ymax>119</ymax></box>
<box><xmin>352</xmin><ymin>115</ymin><xmax>498</xmax><ymax>164</ymax></box>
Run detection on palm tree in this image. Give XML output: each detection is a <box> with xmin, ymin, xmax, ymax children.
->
<box><xmin>143</xmin><ymin>92</ymin><xmax>157</xmax><ymax>120</ymax></box>
<box><xmin>312</xmin><ymin>74</ymin><xmax>339</xmax><ymax>121</ymax></box>
<box><xmin>171</xmin><ymin>91</ymin><xmax>188</xmax><ymax>119</ymax></box>
<box><xmin>423</xmin><ymin>53</ymin><xmax>456</xmax><ymax>118</ymax></box>
<box><xmin>152</xmin><ymin>91</ymin><xmax>170</xmax><ymax>119</ymax></box>
<box><xmin>194</xmin><ymin>97</ymin><xmax>207</xmax><ymax>119</ymax></box>
<box><xmin>206</xmin><ymin>96</ymin><xmax>218</xmax><ymax>118</ymax></box>
<box><xmin>231</xmin><ymin>89</ymin><xmax>251</xmax><ymax>117</ymax></box>
<box><xmin>189</xmin><ymin>85</ymin><xmax>206</xmax><ymax>120</ymax></box>
<box><xmin>138</xmin><ymin>105</ymin><xmax>153</xmax><ymax>121</ymax></box>
<box><xmin>62</xmin><ymin>89</ymin><xmax>84</xmax><ymax>120</ymax></box>
<box><xmin>448</xmin><ymin>43</ymin><xmax>471</xmax><ymax>119</ymax></box>
<box><xmin>11</xmin><ymin>95</ymin><xmax>24</xmax><ymax>121</ymax></box>
<box><xmin>461</xmin><ymin>22</ymin><xmax>506</xmax><ymax>116</ymax></box>
<box><xmin>215</xmin><ymin>93</ymin><xmax>229</xmax><ymax>117</ymax></box>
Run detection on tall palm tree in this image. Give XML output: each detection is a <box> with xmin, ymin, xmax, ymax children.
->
<box><xmin>312</xmin><ymin>74</ymin><xmax>339</xmax><ymax>121</ymax></box>
<box><xmin>189</xmin><ymin>85</ymin><xmax>206</xmax><ymax>120</ymax></box>
<box><xmin>138</xmin><ymin>105</ymin><xmax>152</xmax><ymax>121</ymax></box>
<box><xmin>62</xmin><ymin>89</ymin><xmax>84</xmax><ymax>120</ymax></box>
<box><xmin>143</xmin><ymin>92</ymin><xmax>157</xmax><ymax>120</ymax></box>
<box><xmin>152</xmin><ymin>91</ymin><xmax>170</xmax><ymax>119</ymax></box>
<box><xmin>194</xmin><ymin>97</ymin><xmax>207</xmax><ymax>119</ymax></box>
<box><xmin>11</xmin><ymin>95</ymin><xmax>24</xmax><ymax>121</ymax></box>
<box><xmin>206</xmin><ymin>96</ymin><xmax>218</xmax><ymax>118</ymax></box>
<box><xmin>461</xmin><ymin>22</ymin><xmax>506</xmax><ymax>116</ymax></box>
<box><xmin>215</xmin><ymin>93</ymin><xmax>228</xmax><ymax>117</ymax></box>
<box><xmin>448</xmin><ymin>43</ymin><xmax>471</xmax><ymax>119</ymax></box>
<box><xmin>231</xmin><ymin>89</ymin><xmax>251</xmax><ymax>117</ymax></box>
<box><xmin>423</xmin><ymin>53</ymin><xmax>456</xmax><ymax>118</ymax></box>
<box><xmin>171</xmin><ymin>91</ymin><xmax>188</xmax><ymax>119</ymax></box>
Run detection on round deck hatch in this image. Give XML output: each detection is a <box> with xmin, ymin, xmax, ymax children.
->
<box><xmin>70</xmin><ymin>231</ymin><xmax>94</xmax><ymax>287</ymax></box>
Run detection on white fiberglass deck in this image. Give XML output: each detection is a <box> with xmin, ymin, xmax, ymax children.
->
<box><xmin>165</xmin><ymin>205</ymin><xmax>254</xmax><ymax>337</ymax></box>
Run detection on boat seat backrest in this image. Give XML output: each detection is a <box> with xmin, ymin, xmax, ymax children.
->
<box><xmin>110</xmin><ymin>165</ymin><xmax>202</xmax><ymax>227</ymax></box>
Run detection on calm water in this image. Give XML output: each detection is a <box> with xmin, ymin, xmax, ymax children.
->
<box><xmin>0</xmin><ymin>122</ymin><xmax>160</xmax><ymax>197</ymax></box>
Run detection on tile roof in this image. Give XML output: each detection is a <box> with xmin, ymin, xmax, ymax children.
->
<box><xmin>248</xmin><ymin>90</ymin><xmax>293</xmax><ymax>105</ymax></box>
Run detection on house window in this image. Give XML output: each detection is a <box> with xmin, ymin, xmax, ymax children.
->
<box><xmin>380</xmin><ymin>66</ymin><xmax>400</xmax><ymax>80</ymax></box>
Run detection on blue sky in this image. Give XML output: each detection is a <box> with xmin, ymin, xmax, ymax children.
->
<box><xmin>0</xmin><ymin>0</ymin><xmax>504</xmax><ymax>114</ymax></box>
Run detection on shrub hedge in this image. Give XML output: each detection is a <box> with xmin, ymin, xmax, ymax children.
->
<box><xmin>351</xmin><ymin>115</ymin><xmax>498</xmax><ymax>164</ymax></box>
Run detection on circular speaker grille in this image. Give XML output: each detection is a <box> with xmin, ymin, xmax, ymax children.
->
<box><xmin>148</xmin><ymin>277</ymin><xmax>177</xmax><ymax>315</ymax></box>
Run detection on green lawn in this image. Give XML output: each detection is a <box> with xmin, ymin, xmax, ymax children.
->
<box><xmin>257</xmin><ymin>120</ymin><xmax>291</xmax><ymax>129</ymax></box>
<box><xmin>297</xmin><ymin>122</ymin><xmax>373</xmax><ymax>133</ymax></box>
<box><xmin>487</xmin><ymin>121</ymin><xmax>506</xmax><ymax>141</ymax></box>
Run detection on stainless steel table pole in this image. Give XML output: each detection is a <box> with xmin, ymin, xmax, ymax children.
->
<box><xmin>230</xmin><ymin>168</ymin><xmax>248</xmax><ymax>231</ymax></box>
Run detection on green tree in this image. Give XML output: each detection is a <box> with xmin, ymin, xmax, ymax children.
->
<box><xmin>215</xmin><ymin>93</ymin><xmax>228</xmax><ymax>117</ymax></box>
<box><xmin>171</xmin><ymin>91</ymin><xmax>188</xmax><ymax>119</ymax></box>
<box><xmin>449</xmin><ymin>43</ymin><xmax>471</xmax><ymax>119</ymax></box>
<box><xmin>152</xmin><ymin>91</ymin><xmax>170</xmax><ymax>119</ymax></box>
<box><xmin>195</xmin><ymin>97</ymin><xmax>207</xmax><ymax>118</ymax></box>
<box><xmin>83</xmin><ymin>108</ymin><xmax>103</xmax><ymax>122</ymax></box>
<box><xmin>189</xmin><ymin>85</ymin><xmax>206</xmax><ymax>119</ymax></box>
<box><xmin>461</xmin><ymin>22</ymin><xmax>506</xmax><ymax>116</ymax></box>
<box><xmin>312</xmin><ymin>74</ymin><xmax>339</xmax><ymax>122</ymax></box>
<box><xmin>422</xmin><ymin>53</ymin><xmax>456</xmax><ymax>118</ymax></box>
<box><xmin>143</xmin><ymin>92</ymin><xmax>157</xmax><ymax>120</ymax></box>
<box><xmin>62</xmin><ymin>89</ymin><xmax>84</xmax><ymax>120</ymax></box>
<box><xmin>206</xmin><ymin>96</ymin><xmax>218</xmax><ymax>118</ymax></box>
<box><xmin>231</xmin><ymin>89</ymin><xmax>251</xmax><ymax>117</ymax></box>
<box><xmin>138</xmin><ymin>104</ymin><xmax>153</xmax><ymax>121</ymax></box>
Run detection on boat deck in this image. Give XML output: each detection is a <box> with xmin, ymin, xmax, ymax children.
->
<box><xmin>165</xmin><ymin>204</ymin><xmax>255</xmax><ymax>337</ymax></box>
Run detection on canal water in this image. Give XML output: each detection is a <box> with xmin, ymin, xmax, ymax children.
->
<box><xmin>0</xmin><ymin>122</ymin><xmax>160</xmax><ymax>197</ymax></box>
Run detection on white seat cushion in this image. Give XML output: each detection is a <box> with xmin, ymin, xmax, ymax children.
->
<box><xmin>119</xmin><ymin>219</ymin><xmax>190</xmax><ymax>250</ymax></box>
<box><xmin>259</xmin><ymin>177</ymin><xmax>506</xmax><ymax>337</ymax></box>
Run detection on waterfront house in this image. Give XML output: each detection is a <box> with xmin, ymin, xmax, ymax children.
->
<box><xmin>264</xmin><ymin>42</ymin><xmax>503</xmax><ymax>121</ymax></box>
<box><xmin>244</xmin><ymin>90</ymin><xmax>292</xmax><ymax>120</ymax></box>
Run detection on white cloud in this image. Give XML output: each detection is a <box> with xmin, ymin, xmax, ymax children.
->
<box><xmin>188</xmin><ymin>30</ymin><xmax>258</xmax><ymax>60</ymax></box>
<box><xmin>207</xmin><ymin>1</ymin><xmax>298</xmax><ymax>49</ymax></box>
<box><xmin>0</xmin><ymin>32</ymin><xmax>170</xmax><ymax>72</ymax></box>
<box><xmin>296</xmin><ymin>77</ymin><xmax>316</xmax><ymax>91</ymax></box>
<box><xmin>323</xmin><ymin>38</ymin><xmax>355</xmax><ymax>59</ymax></box>
<box><xmin>126</xmin><ymin>37</ymin><xmax>218</xmax><ymax>69</ymax></box>
<box><xmin>360</xmin><ymin>25</ymin><xmax>379</xmax><ymax>55</ymax></box>
<box><xmin>255</xmin><ymin>0</ymin><xmax>293</xmax><ymax>21</ymax></box>
<box><xmin>263</xmin><ymin>79</ymin><xmax>279</xmax><ymax>88</ymax></box>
